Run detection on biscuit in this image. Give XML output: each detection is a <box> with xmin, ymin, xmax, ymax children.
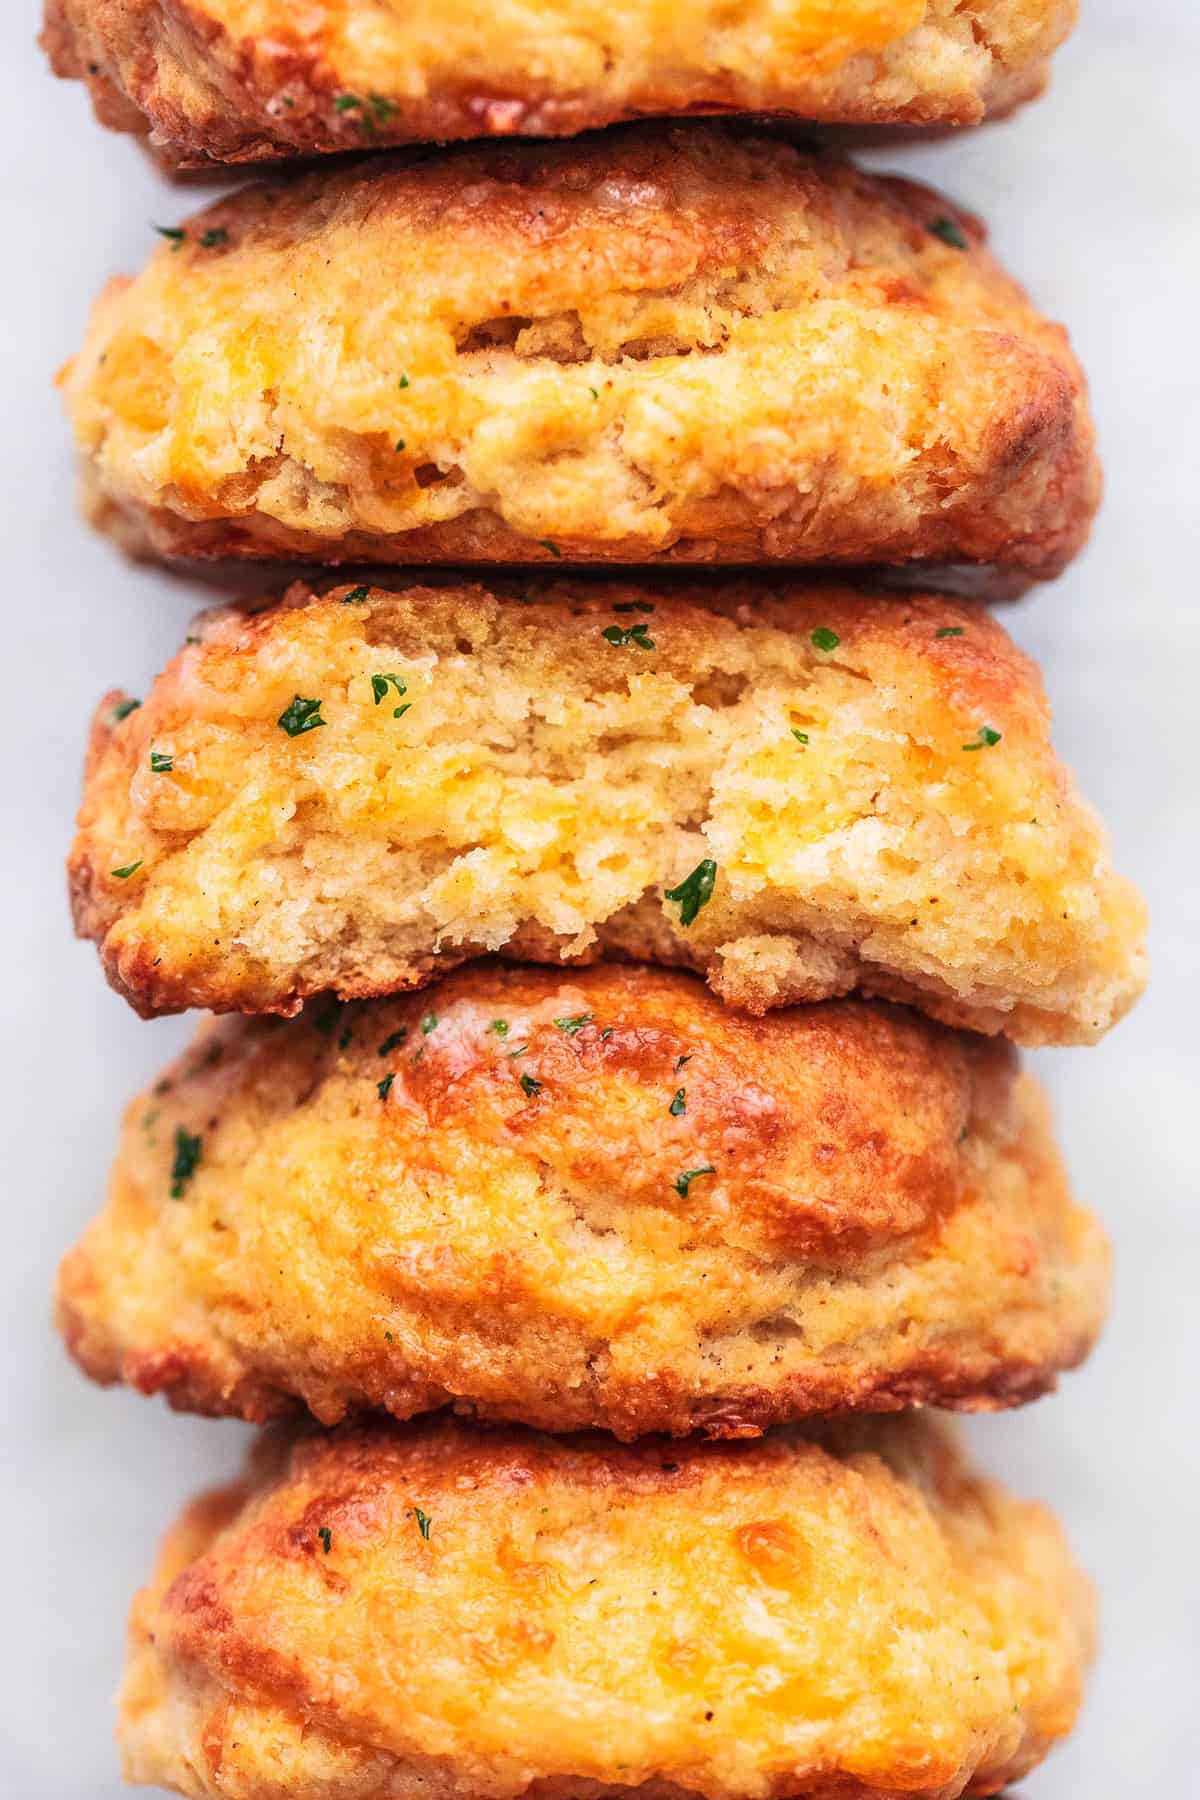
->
<box><xmin>43</xmin><ymin>0</ymin><xmax>1079</xmax><ymax>165</ymax></box>
<box><xmin>118</xmin><ymin>1413</ymin><xmax>1094</xmax><ymax>1800</ymax></box>
<box><xmin>69</xmin><ymin>577</ymin><xmax>1146</xmax><ymax>1042</ymax></box>
<box><xmin>57</xmin><ymin>964</ymin><xmax>1109</xmax><ymax>1437</ymax></box>
<box><xmin>59</xmin><ymin>127</ymin><xmax>1099</xmax><ymax>580</ymax></box>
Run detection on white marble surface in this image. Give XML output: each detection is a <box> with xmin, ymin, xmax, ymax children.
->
<box><xmin>1</xmin><ymin>4</ymin><xmax>1197</xmax><ymax>1792</ymax></box>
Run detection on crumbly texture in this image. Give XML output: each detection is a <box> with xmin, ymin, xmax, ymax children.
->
<box><xmin>43</xmin><ymin>0</ymin><xmax>1078</xmax><ymax>164</ymax></box>
<box><xmin>58</xmin><ymin>127</ymin><xmax>1098</xmax><ymax>579</ymax></box>
<box><xmin>69</xmin><ymin>578</ymin><xmax>1146</xmax><ymax>1043</ymax></box>
<box><xmin>119</xmin><ymin>1413</ymin><xmax>1094</xmax><ymax>1800</ymax></box>
<box><xmin>56</xmin><ymin>964</ymin><xmax>1109</xmax><ymax>1438</ymax></box>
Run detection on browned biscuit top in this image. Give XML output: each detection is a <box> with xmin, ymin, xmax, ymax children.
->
<box><xmin>119</xmin><ymin>1413</ymin><xmax>1094</xmax><ymax>1800</ymax></box>
<box><xmin>60</xmin><ymin>126</ymin><xmax>1098</xmax><ymax>577</ymax></box>
<box><xmin>57</xmin><ymin>964</ymin><xmax>1109</xmax><ymax>1437</ymax></box>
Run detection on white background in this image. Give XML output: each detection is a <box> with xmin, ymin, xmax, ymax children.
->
<box><xmin>1</xmin><ymin>4</ymin><xmax>1197</xmax><ymax>1792</ymax></box>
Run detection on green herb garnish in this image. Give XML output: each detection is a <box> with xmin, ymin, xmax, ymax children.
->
<box><xmin>420</xmin><ymin>1012</ymin><xmax>438</xmax><ymax>1035</ymax></box>
<box><xmin>554</xmin><ymin>1014</ymin><xmax>593</xmax><ymax>1035</ymax></box>
<box><xmin>170</xmin><ymin>1127</ymin><xmax>202</xmax><ymax>1199</ymax></box>
<box><xmin>665</xmin><ymin>859</ymin><xmax>717</xmax><ymax>927</ymax></box>
<box><xmin>342</xmin><ymin>584</ymin><xmax>370</xmax><ymax>604</ymax></box>
<box><xmin>199</xmin><ymin>228</ymin><xmax>228</xmax><ymax>249</ymax></box>
<box><xmin>962</xmin><ymin>726</ymin><xmax>1001</xmax><ymax>752</ymax></box>
<box><xmin>414</xmin><ymin>1507</ymin><xmax>432</xmax><ymax>1540</ymax></box>
<box><xmin>377</xmin><ymin>1073</ymin><xmax>396</xmax><ymax>1100</ymax></box>
<box><xmin>612</xmin><ymin>601</ymin><xmax>654</xmax><ymax>615</ymax></box>
<box><xmin>601</xmin><ymin>622</ymin><xmax>655</xmax><ymax>650</ymax></box>
<box><xmin>539</xmin><ymin>540</ymin><xmax>562</xmax><ymax>558</ymax></box>
<box><xmin>150</xmin><ymin>750</ymin><xmax>173</xmax><ymax>773</ymax></box>
<box><xmin>318</xmin><ymin>1527</ymin><xmax>332</xmax><ymax>1554</ymax></box>
<box><xmin>519</xmin><ymin>1073</ymin><xmax>543</xmax><ymax>1098</ymax></box>
<box><xmin>378</xmin><ymin>1029</ymin><xmax>408</xmax><ymax>1057</ymax></box>
<box><xmin>111</xmin><ymin>861</ymin><xmax>143</xmax><ymax>880</ymax></box>
<box><xmin>673</xmin><ymin>1165</ymin><xmax>715</xmax><ymax>1198</ymax></box>
<box><xmin>810</xmin><ymin>627</ymin><xmax>840</xmax><ymax>653</ymax></box>
<box><xmin>278</xmin><ymin>695</ymin><xmax>325</xmax><ymax>737</ymax></box>
<box><xmin>936</xmin><ymin>626</ymin><xmax>964</xmax><ymax>638</ymax></box>
<box><xmin>490</xmin><ymin>1019</ymin><xmax>510</xmax><ymax>1038</ymax></box>
<box><xmin>112</xmin><ymin>698</ymin><xmax>141</xmax><ymax>722</ymax></box>
<box><xmin>791</xmin><ymin>729</ymin><xmax>810</xmax><ymax>746</ymax></box>
<box><xmin>929</xmin><ymin>216</ymin><xmax>968</xmax><ymax>250</ymax></box>
<box><xmin>371</xmin><ymin>673</ymin><xmax>407</xmax><ymax>707</ymax></box>
<box><xmin>669</xmin><ymin>1089</ymin><xmax>687</xmax><ymax>1117</ymax></box>
<box><xmin>154</xmin><ymin>225</ymin><xmax>185</xmax><ymax>249</ymax></box>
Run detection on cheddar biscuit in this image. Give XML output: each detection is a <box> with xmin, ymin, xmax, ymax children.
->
<box><xmin>57</xmin><ymin>964</ymin><xmax>1109</xmax><ymax>1438</ymax></box>
<box><xmin>69</xmin><ymin>578</ymin><xmax>1146</xmax><ymax>1042</ymax></box>
<box><xmin>60</xmin><ymin>127</ymin><xmax>1099</xmax><ymax>580</ymax></box>
<box><xmin>119</xmin><ymin>1414</ymin><xmax>1093</xmax><ymax>1800</ymax></box>
<box><xmin>44</xmin><ymin>0</ymin><xmax>1079</xmax><ymax>166</ymax></box>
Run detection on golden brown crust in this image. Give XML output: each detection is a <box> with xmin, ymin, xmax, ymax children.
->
<box><xmin>56</xmin><ymin>965</ymin><xmax>1110</xmax><ymax>1438</ymax></box>
<box><xmin>119</xmin><ymin>1414</ymin><xmax>1094</xmax><ymax>1800</ymax></box>
<box><xmin>44</xmin><ymin>0</ymin><xmax>1078</xmax><ymax>165</ymax></box>
<box><xmin>59</xmin><ymin>127</ymin><xmax>1099</xmax><ymax>581</ymax></box>
<box><xmin>68</xmin><ymin>577</ymin><xmax>1146</xmax><ymax>1043</ymax></box>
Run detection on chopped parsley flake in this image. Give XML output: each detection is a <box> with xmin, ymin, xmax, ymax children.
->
<box><xmin>810</xmin><ymin>626</ymin><xmax>840</xmax><ymax>653</ymax></box>
<box><xmin>490</xmin><ymin>1019</ymin><xmax>510</xmax><ymax>1037</ymax></box>
<box><xmin>371</xmin><ymin>672</ymin><xmax>407</xmax><ymax>707</ymax></box>
<box><xmin>414</xmin><ymin>1507</ymin><xmax>433</xmax><ymax>1540</ymax></box>
<box><xmin>506</xmin><ymin>1044</ymin><xmax>529</xmax><ymax>1059</ymax></box>
<box><xmin>791</xmin><ymin>729</ymin><xmax>810</xmax><ymax>746</ymax></box>
<box><xmin>420</xmin><ymin>1012</ymin><xmax>438</xmax><ymax>1035</ymax></box>
<box><xmin>199</xmin><ymin>228</ymin><xmax>228</xmax><ymax>249</ymax></box>
<box><xmin>665</xmin><ymin>859</ymin><xmax>717</xmax><ymax>927</ymax></box>
<box><xmin>377</xmin><ymin>1073</ymin><xmax>396</xmax><ymax>1100</ymax></box>
<box><xmin>342</xmin><ymin>584</ymin><xmax>370</xmax><ymax>604</ymax></box>
<box><xmin>612</xmin><ymin>601</ymin><xmax>654</xmax><ymax>614</ymax></box>
<box><xmin>317</xmin><ymin>1527</ymin><xmax>332</xmax><ymax>1554</ymax></box>
<box><xmin>602</xmin><ymin>622</ymin><xmax>655</xmax><ymax>650</ymax></box>
<box><xmin>588</xmin><ymin>386</ymin><xmax>599</xmax><ymax>400</ymax></box>
<box><xmin>398</xmin><ymin>373</ymin><xmax>410</xmax><ymax>389</ymax></box>
<box><xmin>154</xmin><ymin>224</ymin><xmax>185</xmax><ymax>248</ymax></box>
<box><xmin>673</xmin><ymin>1165</ymin><xmax>715</xmax><ymax>1198</ymax></box>
<box><xmin>936</xmin><ymin>626</ymin><xmax>964</xmax><ymax>638</ymax></box>
<box><xmin>395</xmin><ymin>437</ymin><xmax>406</xmax><ymax>452</ymax></box>
<box><xmin>929</xmin><ymin>216</ymin><xmax>968</xmax><ymax>251</ymax></box>
<box><xmin>674</xmin><ymin>1054</ymin><xmax>691</xmax><ymax>1074</ymax></box>
<box><xmin>539</xmin><ymin>540</ymin><xmax>563</xmax><ymax>558</ymax></box>
<box><xmin>150</xmin><ymin>750</ymin><xmax>173</xmax><ymax>773</ymax></box>
<box><xmin>334</xmin><ymin>93</ymin><xmax>362</xmax><ymax>113</ymax></box>
<box><xmin>170</xmin><ymin>1127</ymin><xmax>202</xmax><ymax>1199</ymax></box>
<box><xmin>519</xmin><ymin>1073</ymin><xmax>543</xmax><ymax>1098</ymax></box>
<box><xmin>378</xmin><ymin>1028</ymin><xmax>409</xmax><ymax>1057</ymax></box>
<box><xmin>962</xmin><ymin>726</ymin><xmax>1001</xmax><ymax>752</ymax></box>
<box><xmin>278</xmin><ymin>695</ymin><xmax>325</xmax><ymax>737</ymax></box>
<box><xmin>669</xmin><ymin>1088</ymin><xmax>687</xmax><ymax>1117</ymax></box>
<box><xmin>112</xmin><ymin>698</ymin><xmax>141</xmax><ymax>722</ymax></box>
<box><xmin>554</xmin><ymin>1013</ymin><xmax>593</xmax><ymax>1035</ymax></box>
<box><xmin>111</xmin><ymin>861</ymin><xmax>143</xmax><ymax>880</ymax></box>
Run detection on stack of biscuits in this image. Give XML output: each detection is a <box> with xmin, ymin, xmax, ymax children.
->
<box><xmin>44</xmin><ymin>4</ymin><xmax>1146</xmax><ymax>1796</ymax></box>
